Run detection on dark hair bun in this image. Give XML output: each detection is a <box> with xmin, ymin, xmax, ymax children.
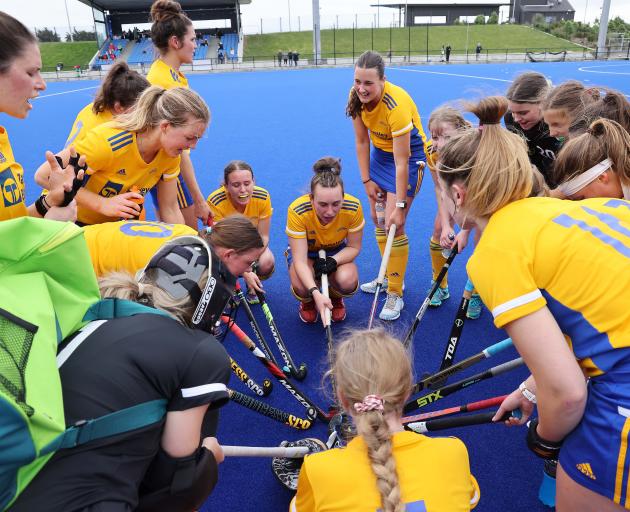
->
<box><xmin>151</xmin><ymin>0</ymin><xmax>183</xmax><ymax>22</ymax></box>
<box><xmin>313</xmin><ymin>156</ymin><xmax>342</xmax><ymax>175</ymax></box>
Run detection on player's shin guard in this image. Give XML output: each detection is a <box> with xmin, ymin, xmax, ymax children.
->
<box><xmin>375</xmin><ymin>227</ymin><xmax>386</xmax><ymax>256</ymax></box>
<box><xmin>387</xmin><ymin>234</ymin><xmax>409</xmax><ymax>296</ymax></box>
<box><xmin>429</xmin><ymin>237</ymin><xmax>448</xmax><ymax>288</ymax></box>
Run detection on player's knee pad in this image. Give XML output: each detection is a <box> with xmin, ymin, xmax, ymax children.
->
<box><xmin>136</xmin><ymin>446</ymin><xmax>218</xmax><ymax>512</ymax></box>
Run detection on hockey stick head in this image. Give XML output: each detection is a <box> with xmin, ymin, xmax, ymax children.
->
<box><xmin>271</xmin><ymin>437</ymin><xmax>328</xmax><ymax>490</ymax></box>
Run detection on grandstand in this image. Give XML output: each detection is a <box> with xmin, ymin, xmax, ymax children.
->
<box><xmin>80</xmin><ymin>0</ymin><xmax>249</xmax><ymax>70</ymax></box>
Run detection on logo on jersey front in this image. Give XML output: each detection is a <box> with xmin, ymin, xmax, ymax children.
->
<box><xmin>169</xmin><ymin>69</ymin><xmax>180</xmax><ymax>82</ymax></box>
<box><xmin>0</xmin><ymin>167</ymin><xmax>23</xmax><ymax>207</ymax></box>
<box><xmin>117</xmin><ymin>168</ymin><xmax>127</xmax><ymax>176</ymax></box>
<box><xmin>99</xmin><ymin>180</ymin><xmax>123</xmax><ymax>198</ymax></box>
<box><xmin>120</xmin><ymin>221</ymin><xmax>174</xmax><ymax>238</ymax></box>
<box><xmin>0</xmin><ymin>151</ymin><xmax>6</xmax><ymax>164</ymax></box>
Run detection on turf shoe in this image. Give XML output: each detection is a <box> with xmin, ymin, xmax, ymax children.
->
<box><xmin>331</xmin><ymin>297</ymin><xmax>347</xmax><ymax>323</ymax></box>
<box><xmin>298</xmin><ymin>300</ymin><xmax>318</xmax><ymax>324</ymax></box>
<box><xmin>429</xmin><ymin>282</ymin><xmax>450</xmax><ymax>307</ymax></box>
<box><xmin>466</xmin><ymin>293</ymin><xmax>483</xmax><ymax>320</ymax></box>
<box><xmin>379</xmin><ymin>293</ymin><xmax>404</xmax><ymax>321</ymax></box>
<box><xmin>360</xmin><ymin>276</ymin><xmax>388</xmax><ymax>294</ymax></box>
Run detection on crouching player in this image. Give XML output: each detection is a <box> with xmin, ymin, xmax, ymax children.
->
<box><xmin>286</xmin><ymin>157</ymin><xmax>364</xmax><ymax>325</ymax></box>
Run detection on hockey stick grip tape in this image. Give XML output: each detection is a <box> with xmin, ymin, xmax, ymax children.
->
<box><xmin>222</xmin><ymin>445</ymin><xmax>311</xmax><ymax>458</ymax></box>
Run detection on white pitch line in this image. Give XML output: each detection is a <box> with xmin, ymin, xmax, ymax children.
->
<box><xmin>578</xmin><ymin>63</ymin><xmax>630</xmax><ymax>76</ymax></box>
<box><xmin>33</xmin><ymin>85</ymin><xmax>99</xmax><ymax>100</ymax></box>
<box><xmin>390</xmin><ymin>67</ymin><xmax>512</xmax><ymax>83</ymax></box>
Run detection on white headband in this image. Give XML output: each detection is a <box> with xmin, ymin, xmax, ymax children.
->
<box><xmin>558</xmin><ymin>158</ymin><xmax>612</xmax><ymax>197</ymax></box>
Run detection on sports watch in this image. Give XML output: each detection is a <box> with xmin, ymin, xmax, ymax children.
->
<box><xmin>395</xmin><ymin>200</ymin><xmax>407</xmax><ymax>209</ymax></box>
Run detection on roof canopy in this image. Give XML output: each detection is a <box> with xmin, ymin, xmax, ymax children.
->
<box><xmin>374</xmin><ymin>0</ymin><xmax>509</xmax><ymax>7</ymax></box>
<box><xmin>79</xmin><ymin>0</ymin><xmax>250</xmax><ymax>12</ymax></box>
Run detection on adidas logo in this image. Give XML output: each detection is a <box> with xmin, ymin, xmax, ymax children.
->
<box><xmin>0</xmin><ymin>151</ymin><xmax>5</xmax><ymax>164</ymax></box>
<box><xmin>116</xmin><ymin>168</ymin><xmax>126</xmax><ymax>176</ymax></box>
<box><xmin>576</xmin><ymin>463</ymin><xmax>596</xmax><ymax>480</ymax></box>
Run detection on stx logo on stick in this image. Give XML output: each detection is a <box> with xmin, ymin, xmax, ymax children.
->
<box><xmin>416</xmin><ymin>390</ymin><xmax>442</xmax><ymax>408</ymax></box>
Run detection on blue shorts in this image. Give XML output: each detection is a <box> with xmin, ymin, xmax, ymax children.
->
<box><xmin>149</xmin><ymin>174</ymin><xmax>193</xmax><ymax>210</ymax></box>
<box><xmin>284</xmin><ymin>243</ymin><xmax>346</xmax><ymax>267</ymax></box>
<box><xmin>370</xmin><ymin>146</ymin><xmax>426</xmax><ymax>198</ymax></box>
<box><xmin>559</xmin><ymin>379</ymin><xmax>630</xmax><ymax>506</ymax></box>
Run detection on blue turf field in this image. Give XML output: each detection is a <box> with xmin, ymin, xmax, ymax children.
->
<box><xmin>6</xmin><ymin>60</ymin><xmax>630</xmax><ymax>511</ymax></box>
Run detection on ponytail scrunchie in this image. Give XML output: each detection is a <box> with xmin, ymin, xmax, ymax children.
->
<box><xmin>353</xmin><ymin>394</ymin><xmax>384</xmax><ymax>414</ymax></box>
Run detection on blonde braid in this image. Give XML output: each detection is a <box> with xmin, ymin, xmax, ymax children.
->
<box><xmin>357</xmin><ymin>411</ymin><xmax>404</xmax><ymax>512</ymax></box>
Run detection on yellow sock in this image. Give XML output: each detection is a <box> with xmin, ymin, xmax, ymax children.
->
<box><xmin>387</xmin><ymin>234</ymin><xmax>408</xmax><ymax>296</ymax></box>
<box><xmin>429</xmin><ymin>237</ymin><xmax>448</xmax><ymax>288</ymax></box>
<box><xmin>375</xmin><ymin>227</ymin><xmax>386</xmax><ymax>257</ymax></box>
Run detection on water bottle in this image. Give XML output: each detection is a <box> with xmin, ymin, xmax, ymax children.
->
<box><xmin>375</xmin><ymin>196</ymin><xmax>385</xmax><ymax>228</ymax></box>
<box><xmin>442</xmin><ymin>232</ymin><xmax>455</xmax><ymax>258</ymax></box>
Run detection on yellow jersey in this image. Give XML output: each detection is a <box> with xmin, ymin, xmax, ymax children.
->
<box><xmin>74</xmin><ymin>122</ymin><xmax>180</xmax><ymax>225</ymax></box>
<box><xmin>83</xmin><ymin>220</ymin><xmax>196</xmax><ymax>276</ymax></box>
<box><xmin>286</xmin><ymin>193</ymin><xmax>364</xmax><ymax>252</ymax></box>
<box><xmin>65</xmin><ymin>103</ymin><xmax>113</xmax><ymax>148</ymax></box>
<box><xmin>147</xmin><ymin>58</ymin><xmax>189</xmax><ymax>90</ymax></box>
<box><xmin>359</xmin><ymin>81</ymin><xmax>427</xmax><ymax>154</ymax></box>
<box><xmin>468</xmin><ymin>197</ymin><xmax>630</xmax><ymax>383</ymax></box>
<box><xmin>291</xmin><ymin>431</ymin><xmax>479</xmax><ymax>511</ymax></box>
<box><xmin>0</xmin><ymin>126</ymin><xmax>27</xmax><ymax>221</ymax></box>
<box><xmin>206</xmin><ymin>185</ymin><xmax>272</xmax><ymax>227</ymax></box>
<box><xmin>425</xmin><ymin>140</ymin><xmax>438</xmax><ymax>171</ymax></box>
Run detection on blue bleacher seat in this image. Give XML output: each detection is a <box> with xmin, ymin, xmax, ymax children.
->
<box><xmin>95</xmin><ymin>38</ymin><xmax>128</xmax><ymax>66</ymax></box>
<box><xmin>127</xmin><ymin>38</ymin><xmax>156</xmax><ymax>64</ymax></box>
<box><xmin>221</xmin><ymin>33</ymin><xmax>238</xmax><ymax>61</ymax></box>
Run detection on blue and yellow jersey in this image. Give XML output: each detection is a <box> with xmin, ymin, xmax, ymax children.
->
<box><xmin>83</xmin><ymin>220</ymin><xmax>196</xmax><ymax>276</ymax></box>
<box><xmin>424</xmin><ymin>140</ymin><xmax>438</xmax><ymax>171</ymax></box>
<box><xmin>147</xmin><ymin>58</ymin><xmax>189</xmax><ymax>90</ymax></box>
<box><xmin>468</xmin><ymin>197</ymin><xmax>630</xmax><ymax>383</ymax></box>
<box><xmin>75</xmin><ymin>122</ymin><xmax>180</xmax><ymax>225</ymax></box>
<box><xmin>286</xmin><ymin>193</ymin><xmax>364</xmax><ymax>252</ymax></box>
<box><xmin>0</xmin><ymin>126</ymin><xmax>27</xmax><ymax>221</ymax></box>
<box><xmin>206</xmin><ymin>185</ymin><xmax>272</xmax><ymax>227</ymax></box>
<box><xmin>290</xmin><ymin>431</ymin><xmax>479</xmax><ymax>511</ymax></box>
<box><xmin>65</xmin><ymin>102</ymin><xmax>113</xmax><ymax>148</ymax></box>
<box><xmin>359</xmin><ymin>81</ymin><xmax>427</xmax><ymax>154</ymax></box>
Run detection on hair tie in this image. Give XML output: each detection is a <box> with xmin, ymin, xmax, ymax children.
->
<box><xmin>353</xmin><ymin>394</ymin><xmax>384</xmax><ymax>414</ymax></box>
<box><xmin>558</xmin><ymin>158</ymin><xmax>612</xmax><ymax>197</ymax></box>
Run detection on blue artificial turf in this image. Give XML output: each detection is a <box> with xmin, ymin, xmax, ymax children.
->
<box><xmin>5</xmin><ymin>60</ymin><xmax>630</xmax><ymax>511</ymax></box>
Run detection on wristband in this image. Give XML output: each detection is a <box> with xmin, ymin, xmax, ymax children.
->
<box><xmin>362</xmin><ymin>178</ymin><xmax>372</xmax><ymax>185</ymax></box>
<box><xmin>519</xmin><ymin>381</ymin><xmax>537</xmax><ymax>404</ymax></box>
<box><xmin>308</xmin><ymin>286</ymin><xmax>319</xmax><ymax>297</ymax></box>
<box><xmin>526</xmin><ymin>418</ymin><xmax>563</xmax><ymax>460</ymax></box>
<box><xmin>35</xmin><ymin>194</ymin><xmax>50</xmax><ymax>217</ymax></box>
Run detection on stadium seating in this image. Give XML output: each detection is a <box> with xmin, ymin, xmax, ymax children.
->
<box><xmin>221</xmin><ymin>33</ymin><xmax>239</xmax><ymax>61</ymax></box>
<box><xmin>193</xmin><ymin>35</ymin><xmax>211</xmax><ymax>60</ymax></box>
<box><xmin>94</xmin><ymin>38</ymin><xmax>128</xmax><ymax>67</ymax></box>
<box><xmin>127</xmin><ymin>38</ymin><xmax>156</xmax><ymax>64</ymax></box>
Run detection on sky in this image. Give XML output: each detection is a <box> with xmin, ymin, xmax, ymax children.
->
<box><xmin>3</xmin><ymin>0</ymin><xmax>630</xmax><ymax>34</ymax></box>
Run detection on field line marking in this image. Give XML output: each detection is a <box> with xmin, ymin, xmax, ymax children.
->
<box><xmin>33</xmin><ymin>86</ymin><xmax>99</xmax><ymax>100</ymax></box>
<box><xmin>389</xmin><ymin>68</ymin><xmax>512</xmax><ymax>83</ymax></box>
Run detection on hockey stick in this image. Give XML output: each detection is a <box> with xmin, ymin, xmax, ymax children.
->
<box><xmin>433</xmin><ymin>278</ymin><xmax>475</xmax><ymax>388</ymax></box>
<box><xmin>318</xmin><ymin>250</ymin><xmax>336</xmax><ymax>394</ymax></box>
<box><xmin>233</xmin><ymin>283</ymin><xmax>281</xmax><ymax>368</ymax></box>
<box><xmin>403</xmin><ymin>357</ymin><xmax>524</xmax><ymax>414</ymax></box>
<box><xmin>403</xmin><ymin>245</ymin><xmax>458</xmax><ymax>348</ymax></box>
<box><xmin>367</xmin><ymin>223</ymin><xmax>397</xmax><ymax>329</ymax></box>
<box><xmin>254</xmin><ymin>288</ymin><xmax>307</xmax><ymax>380</ymax></box>
<box><xmin>406</xmin><ymin>409</ymin><xmax>519</xmax><ymax>434</ymax></box>
<box><xmin>222</xmin><ymin>316</ymin><xmax>334</xmax><ymax>422</ymax></box>
<box><xmin>230</xmin><ymin>356</ymin><xmax>272</xmax><ymax>397</ymax></box>
<box><xmin>413</xmin><ymin>337</ymin><xmax>514</xmax><ymax>394</ymax></box>
<box><xmin>402</xmin><ymin>394</ymin><xmax>507</xmax><ymax>424</ymax></box>
<box><xmin>228</xmin><ymin>389</ymin><xmax>313</xmax><ymax>430</ymax></box>
<box><xmin>223</xmin><ymin>445</ymin><xmax>311</xmax><ymax>458</ymax></box>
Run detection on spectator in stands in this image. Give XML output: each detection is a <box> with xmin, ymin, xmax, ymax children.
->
<box><xmin>277</xmin><ymin>50</ymin><xmax>282</xmax><ymax>66</ymax></box>
<box><xmin>288</xmin><ymin>50</ymin><xmax>293</xmax><ymax>66</ymax></box>
<box><xmin>218</xmin><ymin>49</ymin><xmax>225</xmax><ymax>64</ymax></box>
<box><xmin>475</xmin><ymin>42</ymin><xmax>482</xmax><ymax>60</ymax></box>
<box><xmin>293</xmin><ymin>50</ymin><xmax>299</xmax><ymax>66</ymax></box>
<box><xmin>0</xmin><ymin>10</ymin><xmax>79</xmax><ymax>223</ymax></box>
<box><xmin>283</xmin><ymin>51</ymin><xmax>288</xmax><ymax>65</ymax></box>
<box><xmin>229</xmin><ymin>47</ymin><xmax>235</xmax><ymax>60</ymax></box>
<box><xmin>445</xmin><ymin>45</ymin><xmax>452</xmax><ymax>62</ymax></box>
<box><xmin>147</xmin><ymin>0</ymin><xmax>212</xmax><ymax>230</ymax></box>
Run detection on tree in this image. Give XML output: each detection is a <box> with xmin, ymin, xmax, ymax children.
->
<box><xmin>488</xmin><ymin>11</ymin><xmax>499</xmax><ymax>24</ymax></box>
<box><xmin>36</xmin><ymin>27</ymin><xmax>60</xmax><ymax>42</ymax></box>
<box><xmin>66</xmin><ymin>28</ymin><xmax>96</xmax><ymax>42</ymax></box>
<box><xmin>453</xmin><ymin>17</ymin><xmax>462</xmax><ymax>25</ymax></box>
<box><xmin>474</xmin><ymin>15</ymin><xmax>486</xmax><ymax>25</ymax></box>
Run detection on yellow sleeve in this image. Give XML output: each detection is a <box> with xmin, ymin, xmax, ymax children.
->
<box><xmin>65</xmin><ymin>112</ymin><xmax>85</xmax><ymax>148</ymax></box>
<box><xmin>260</xmin><ymin>193</ymin><xmax>272</xmax><ymax>220</ymax></box>
<box><xmin>75</xmin><ymin>128</ymin><xmax>113</xmax><ymax>174</ymax></box>
<box><xmin>470</xmin><ymin>475</ymin><xmax>480</xmax><ymax>509</ymax></box>
<box><xmin>387</xmin><ymin>100</ymin><xmax>414</xmax><ymax>138</ymax></box>
<box><xmin>348</xmin><ymin>202</ymin><xmax>365</xmax><ymax>233</ymax></box>
<box><xmin>160</xmin><ymin>156</ymin><xmax>180</xmax><ymax>182</ymax></box>
<box><xmin>207</xmin><ymin>188</ymin><xmax>226</xmax><ymax>221</ymax></box>
<box><xmin>466</xmin><ymin>242</ymin><xmax>545</xmax><ymax>329</ymax></box>
<box><xmin>286</xmin><ymin>206</ymin><xmax>307</xmax><ymax>239</ymax></box>
<box><xmin>291</xmin><ymin>462</ymin><xmax>316</xmax><ymax>512</ymax></box>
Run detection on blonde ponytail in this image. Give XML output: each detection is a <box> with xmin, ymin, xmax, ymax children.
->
<box><xmin>115</xmin><ymin>85</ymin><xmax>210</xmax><ymax>133</ymax></box>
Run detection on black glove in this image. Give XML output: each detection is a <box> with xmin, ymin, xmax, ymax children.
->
<box><xmin>313</xmin><ymin>256</ymin><xmax>338</xmax><ymax>279</ymax></box>
<box><xmin>54</xmin><ymin>154</ymin><xmax>88</xmax><ymax>206</ymax></box>
<box><xmin>526</xmin><ymin>418</ymin><xmax>563</xmax><ymax>460</ymax></box>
